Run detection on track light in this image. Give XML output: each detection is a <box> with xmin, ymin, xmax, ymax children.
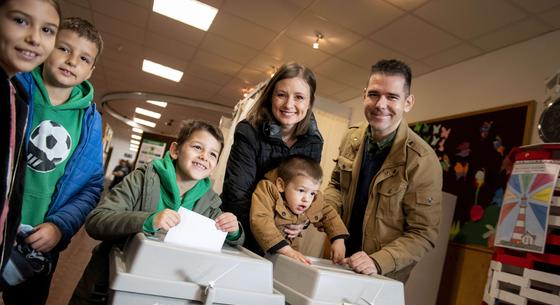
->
<box><xmin>313</xmin><ymin>33</ymin><xmax>323</xmax><ymax>49</ymax></box>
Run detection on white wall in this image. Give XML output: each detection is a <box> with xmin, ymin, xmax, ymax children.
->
<box><xmin>344</xmin><ymin>29</ymin><xmax>560</xmax><ymax>144</ymax></box>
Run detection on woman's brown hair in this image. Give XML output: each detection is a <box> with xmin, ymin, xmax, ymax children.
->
<box><xmin>246</xmin><ymin>62</ymin><xmax>317</xmax><ymax>137</ymax></box>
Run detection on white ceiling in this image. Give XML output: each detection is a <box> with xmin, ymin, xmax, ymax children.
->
<box><xmin>59</xmin><ymin>0</ymin><xmax>560</xmax><ymax>137</ymax></box>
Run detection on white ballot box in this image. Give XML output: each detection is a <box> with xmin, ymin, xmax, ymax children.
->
<box><xmin>108</xmin><ymin>233</ymin><xmax>285</xmax><ymax>305</ymax></box>
<box><xmin>269</xmin><ymin>255</ymin><xmax>404</xmax><ymax>305</ymax></box>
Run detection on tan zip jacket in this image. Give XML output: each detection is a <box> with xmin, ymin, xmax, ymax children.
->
<box><xmin>324</xmin><ymin>119</ymin><xmax>442</xmax><ymax>282</ymax></box>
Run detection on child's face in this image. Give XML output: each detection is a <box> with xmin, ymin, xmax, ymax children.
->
<box><xmin>276</xmin><ymin>175</ymin><xmax>320</xmax><ymax>215</ymax></box>
<box><xmin>170</xmin><ymin>129</ymin><xmax>221</xmax><ymax>183</ymax></box>
<box><xmin>0</xmin><ymin>0</ymin><xmax>59</xmax><ymax>76</ymax></box>
<box><xmin>42</xmin><ymin>29</ymin><xmax>97</xmax><ymax>88</ymax></box>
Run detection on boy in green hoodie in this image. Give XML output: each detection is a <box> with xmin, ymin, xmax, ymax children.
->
<box><xmin>2</xmin><ymin>17</ymin><xmax>104</xmax><ymax>305</ymax></box>
<box><xmin>70</xmin><ymin>120</ymin><xmax>244</xmax><ymax>305</ymax></box>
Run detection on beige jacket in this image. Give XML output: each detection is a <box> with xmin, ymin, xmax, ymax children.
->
<box><xmin>251</xmin><ymin>170</ymin><xmax>349</xmax><ymax>253</ymax></box>
<box><xmin>324</xmin><ymin>120</ymin><xmax>442</xmax><ymax>282</ymax></box>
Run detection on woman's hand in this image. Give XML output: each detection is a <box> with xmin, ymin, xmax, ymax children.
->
<box><xmin>153</xmin><ymin>209</ymin><xmax>180</xmax><ymax>231</ymax></box>
<box><xmin>283</xmin><ymin>223</ymin><xmax>305</xmax><ymax>239</ymax></box>
<box><xmin>215</xmin><ymin>212</ymin><xmax>239</xmax><ymax>233</ymax></box>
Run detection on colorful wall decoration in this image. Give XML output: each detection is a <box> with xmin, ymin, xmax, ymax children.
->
<box><xmin>495</xmin><ymin>161</ymin><xmax>559</xmax><ymax>253</ymax></box>
<box><xmin>410</xmin><ymin>101</ymin><xmax>535</xmax><ymax>246</ymax></box>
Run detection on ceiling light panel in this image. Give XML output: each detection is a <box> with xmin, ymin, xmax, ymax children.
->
<box><xmin>130</xmin><ymin>139</ymin><xmax>141</xmax><ymax>145</ymax></box>
<box><xmin>131</xmin><ymin>134</ymin><xmax>142</xmax><ymax>140</ymax></box>
<box><xmin>132</xmin><ymin>127</ymin><xmax>144</xmax><ymax>134</ymax></box>
<box><xmin>153</xmin><ymin>0</ymin><xmax>218</xmax><ymax>31</ymax></box>
<box><xmin>135</xmin><ymin>107</ymin><xmax>162</xmax><ymax>119</ymax></box>
<box><xmin>147</xmin><ymin>100</ymin><xmax>168</xmax><ymax>108</ymax></box>
<box><xmin>142</xmin><ymin>59</ymin><xmax>183</xmax><ymax>82</ymax></box>
<box><xmin>133</xmin><ymin>117</ymin><xmax>156</xmax><ymax>128</ymax></box>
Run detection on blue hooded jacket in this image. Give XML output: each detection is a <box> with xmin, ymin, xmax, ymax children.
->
<box><xmin>16</xmin><ymin>72</ymin><xmax>104</xmax><ymax>251</ymax></box>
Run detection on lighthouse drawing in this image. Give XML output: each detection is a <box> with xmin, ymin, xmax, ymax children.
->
<box><xmin>509</xmin><ymin>194</ymin><xmax>536</xmax><ymax>246</ymax></box>
<box><xmin>495</xmin><ymin>161</ymin><xmax>559</xmax><ymax>253</ymax></box>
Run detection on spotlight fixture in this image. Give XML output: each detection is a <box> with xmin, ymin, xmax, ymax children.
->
<box><xmin>313</xmin><ymin>32</ymin><xmax>323</xmax><ymax>49</ymax></box>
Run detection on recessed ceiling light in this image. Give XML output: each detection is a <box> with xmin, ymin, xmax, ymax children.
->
<box><xmin>130</xmin><ymin>147</ymin><xmax>139</xmax><ymax>152</ymax></box>
<box><xmin>130</xmin><ymin>143</ymin><xmax>139</xmax><ymax>148</ymax></box>
<box><xmin>153</xmin><ymin>0</ymin><xmax>218</xmax><ymax>31</ymax></box>
<box><xmin>133</xmin><ymin>117</ymin><xmax>156</xmax><ymax>128</ymax></box>
<box><xmin>130</xmin><ymin>139</ymin><xmax>141</xmax><ymax>146</ymax></box>
<box><xmin>132</xmin><ymin>127</ymin><xmax>144</xmax><ymax>134</ymax></box>
<box><xmin>147</xmin><ymin>100</ymin><xmax>167</xmax><ymax>108</ymax></box>
<box><xmin>142</xmin><ymin>59</ymin><xmax>183</xmax><ymax>82</ymax></box>
<box><xmin>131</xmin><ymin>134</ymin><xmax>142</xmax><ymax>140</ymax></box>
<box><xmin>135</xmin><ymin>107</ymin><xmax>161</xmax><ymax>119</ymax></box>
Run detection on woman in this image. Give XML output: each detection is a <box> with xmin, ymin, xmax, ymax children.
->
<box><xmin>221</xmin><ymin>62</ymin><xmax>323</xmax><ymax>254</ymax></box>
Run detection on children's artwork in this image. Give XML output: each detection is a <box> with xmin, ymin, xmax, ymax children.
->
<box><xmin>494</xmin><ymin>161</ymin><xmax>560</xmax><ymax>253</ymax></box>
<box><xmin>411</xmin><ymin>101</ymin><xmax>534</xmax><ymax>246</ymax></box>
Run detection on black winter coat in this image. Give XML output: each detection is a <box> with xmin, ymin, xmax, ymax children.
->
<box><xmin>0</xmin><ymin>68</ymin><xmax>29</xmax><ymax>281</ymax></box>
<box><xmin>221</xmin><ymin>116</ymin><xmax>323</xmax><ymax>254</ymax></box>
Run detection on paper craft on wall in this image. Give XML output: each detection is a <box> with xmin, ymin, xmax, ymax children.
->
<box><xmin>494</xmin><ymin>160</ymin><xmax>559</xmax><ymax>253</ymax></box>
<box><xmin>411</xmin><ymin>101</ymin><xmax>534</xmax><ymax>246</ymax></box>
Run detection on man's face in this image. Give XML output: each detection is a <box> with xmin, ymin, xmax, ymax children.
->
<box><xmin>363</xmin><ymin>73</ymin><xmax>415</xmax><ymax>140</ymax></box>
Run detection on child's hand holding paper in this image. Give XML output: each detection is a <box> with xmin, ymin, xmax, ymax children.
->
<box><xmin>164</xmin><ymin>207</ymin><xmax>226</xmax><ymax>252</ymax></box>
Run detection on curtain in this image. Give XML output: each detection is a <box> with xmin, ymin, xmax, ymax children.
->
<box><xmin>212</xmin><ymin>81</ymin><xmax>267</xmax><ymax>194</ymax></box>
<box><xmin>299</xmin><ymin>107</ymin><xmax>350</xmax><ymax>257</ymax></box>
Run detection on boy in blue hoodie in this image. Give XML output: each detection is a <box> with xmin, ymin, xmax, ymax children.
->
<box><xmin>3</xmin><ymin>17</ymin><xmax>104</xmax><ymax>305</ymax></box>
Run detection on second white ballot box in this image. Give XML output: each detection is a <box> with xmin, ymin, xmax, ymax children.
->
<box><xmin>269</xmin><ymin>255</ymin><xmax>405</xmax><ymax>305</ymax></box>
<box><xmin>108</xmin><ymin>233</ymin><xmax>285</xmax><ymax>305</ymax></box>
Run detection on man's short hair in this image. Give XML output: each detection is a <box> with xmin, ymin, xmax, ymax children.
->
<box><xmin>60</xmin><ymin>17</ymin><xmax>103</xmax><ymax>63</ymax></box>
<box><xmin>370</xmin><ymin>59</ymin><xmax>412</xmax><ymax>95</ymax></box>
<box><xmin>277</xmin><ymin>155</ymin><xmax>322</xmax><ymax>184</ymax></box>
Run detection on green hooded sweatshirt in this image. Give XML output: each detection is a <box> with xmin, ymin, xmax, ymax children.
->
<box><xmin>21</xmin><ymin>66</ymin><xmax>94</xmax><ymax>226</ymax></box>
<box><xmin>144</xmin><ymin>152</ymin><xmax>212</xmax><ymax>232</ymax></box>
<box><xmin>145</xmin><ymin>152</ymin><xmax>240</xmax><ymax>240</ymax></box>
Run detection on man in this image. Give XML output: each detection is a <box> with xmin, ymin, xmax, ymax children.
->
<box><xmin>324</xmin><ymin>59</ymin><xmax>442</xmax><ymax>283</ymax></box>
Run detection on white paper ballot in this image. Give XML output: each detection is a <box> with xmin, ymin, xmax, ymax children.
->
<box><xmin>164</xmin><ymin>207</ymin><xmax>226</xmax><ymax>252</ymax></box>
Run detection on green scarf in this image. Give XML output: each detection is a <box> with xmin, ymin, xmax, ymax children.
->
<box><xmin>144</xmin><ymin>152</ymin><xmax>212</xmax><ymax>232</ymax></box>
<box><xmin>152</xmin><ymin>151</ymin><xmax>211</xmax><ymax>211</ymax></box>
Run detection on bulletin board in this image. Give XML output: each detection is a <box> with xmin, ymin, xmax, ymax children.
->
<box><xmin>411</xmin><ymin>101</ymin><xmax>535</xmax><ymax>246</ymax></box>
